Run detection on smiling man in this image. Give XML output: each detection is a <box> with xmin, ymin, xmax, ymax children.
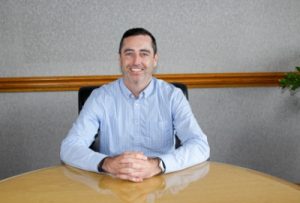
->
<box><xmin>120</xmin><ymin>34</ymin><xmax>158</xmax><ymax>97</ymax></box>
<box><xmin>60</xmin><ymin>28</ymin><xmax>210</xmax><ymax>182</ymax></box>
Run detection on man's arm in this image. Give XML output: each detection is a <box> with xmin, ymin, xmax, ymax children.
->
<box><xmin>60</xmin><ymin>90</ymin><xmax>106</xmax><ymax>172</ymax></box>
<box><xmin>159</xmin><ymin>87</ymin><xmax>210</xmax><ymax>173</ymax></box>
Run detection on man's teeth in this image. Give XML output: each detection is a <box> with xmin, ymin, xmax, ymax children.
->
<box><xmin>131</xmin><ymin>68</ymin><xmax>143</xmax><ymax>72</ymax></box>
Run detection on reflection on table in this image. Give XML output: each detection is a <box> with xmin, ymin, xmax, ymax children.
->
<box><xmin>0</xmin><ymin>161</ymin><xmax>299</xmax><ymax>203</ymax></box>
<box><xmin>63</xmin><ymin>162</ymin><xmax>209</xmax><ymax>203</ymax></box>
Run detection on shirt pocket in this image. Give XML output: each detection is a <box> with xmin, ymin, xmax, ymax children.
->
<box><xmin>148</xmin><ymin>120</ymin><xmax>173</xmax><ymax>151</ymax></box>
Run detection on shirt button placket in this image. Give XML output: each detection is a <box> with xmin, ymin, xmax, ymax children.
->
<box><xmin>133</xmin><ymin>100</ymin><xmax>140</xmax><ymax>143</ymax></box>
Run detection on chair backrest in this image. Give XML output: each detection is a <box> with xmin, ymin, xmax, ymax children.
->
<box><xmin>78</xmin><ymin>82</ymin><xmax>189</xmax><ymax>151</ymax></box>
<box><xmin>78</xmin><ymin>86</ymin><xmax>99</xmax><ymax>113</ymax></box>
<box><xmin>78</xmin><ymin>82</ymin><xmax>188</xmax><ymax>113</ymax></box>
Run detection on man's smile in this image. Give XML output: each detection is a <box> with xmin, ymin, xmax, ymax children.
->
<box><xmin>129</xmin><ymin>67</ymin><xmax>144</xmax><ymax>73</ymax></box>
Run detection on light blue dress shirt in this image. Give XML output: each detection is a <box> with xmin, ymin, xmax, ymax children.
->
<box><xmin>60</xmin><ymin>77</ymin><xmax>210</xmax><ymax>173</ymax></box>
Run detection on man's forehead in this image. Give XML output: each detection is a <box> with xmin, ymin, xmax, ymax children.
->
<box><xmin>121</xmin><ymin>35</ymin><xmax>153</xmax><ymax>52</ymax></box>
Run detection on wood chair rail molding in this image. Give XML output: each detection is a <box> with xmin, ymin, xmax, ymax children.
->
<box><xmin>0</xmin><ymin>72</ymin><xmax>285</xmax><ymax>92</ymax></box>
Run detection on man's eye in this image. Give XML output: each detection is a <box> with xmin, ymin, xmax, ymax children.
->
<box><xmin>141</xmin><ymin>53</ymin><xmax>149</xmax><ymax>57</ymax></box>
<box><xmin>125</xmin><ymin>52</ymin><xmax>133</xmax><ymax>56</ymax></box>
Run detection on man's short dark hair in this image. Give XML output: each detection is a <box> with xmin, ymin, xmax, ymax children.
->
<box><xmin>118</xmin><ymin>28</ymin><xmax>157</xmax><ymax>54</ymax></box>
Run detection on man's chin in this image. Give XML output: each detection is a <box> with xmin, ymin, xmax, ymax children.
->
<box><xmin>129</xmin><ymin>77</ymin><xmax>150</xmax><ymax>85</ymax></box>
<box><xmin>124</xmin><ymin>73</ymin><xmax>152</xmax><ymax>84</ymax></box>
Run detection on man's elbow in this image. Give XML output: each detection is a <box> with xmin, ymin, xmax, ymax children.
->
<box><xmin>60</xmin><ymin>139</ymin><xmax>69</xmax><ymax>164</ymax></box>
<box><xmin>200</xmin><ymin>140</ymin><xmax>210</xmax><ymax>162</ymax></box>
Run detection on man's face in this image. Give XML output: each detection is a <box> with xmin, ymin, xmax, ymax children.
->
<box><xmin>119</xmin><ymin>35</ymin><xmax>158</xmax><ymax>86</ymax></box>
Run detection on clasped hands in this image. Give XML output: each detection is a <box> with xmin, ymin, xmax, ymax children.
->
<box><xmin>101</xmin><ymin>152</ymin><xmax>162</xmax><ymax>182</ymax></box>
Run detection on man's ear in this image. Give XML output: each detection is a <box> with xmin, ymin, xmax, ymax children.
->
<box><xmin>118</xmin><ymin>54</ymin><xmax>122</xmax><ymax>67</ymax></box>
<box><xmin>154</xmin><ymin>54</ymin><xmax>159</xmax><ymax>68</ymax></box>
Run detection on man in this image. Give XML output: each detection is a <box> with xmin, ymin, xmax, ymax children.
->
<box><xmin>60</xmin><ymin>28</ymin><xmax>210</xmax><ymax>182</ymax></box>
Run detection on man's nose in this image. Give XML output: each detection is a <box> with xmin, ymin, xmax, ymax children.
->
<box><xmin>133</xmin><ymin>55</ymin><xmax>142</xmax><ymax>65</ymax></box>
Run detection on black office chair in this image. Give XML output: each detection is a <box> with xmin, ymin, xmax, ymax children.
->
<box><xmin>78</xmin><ymin>82</ymin><xmax>189</xmax><ymax>151</ymax></box>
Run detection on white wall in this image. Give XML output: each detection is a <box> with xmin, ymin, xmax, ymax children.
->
<box><xmin>0</xmin><ymin>0</ymin><xmax>300</xmax><ymax>182</ymax></box>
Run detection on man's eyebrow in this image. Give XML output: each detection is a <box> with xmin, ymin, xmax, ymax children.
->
<box><xmin>123</xmin><ymin>48</ymin><xmax>134</xmax><ymax>53</ymax></box>
<box><xmin>123</xmin><ymin>48</ymin><xmax>152</xmax><ymax>53</ymax></box>
<box><xmin>140</xmin><ymin>49</ymin><xmax>151</xmax><ymax>53</ymax></box>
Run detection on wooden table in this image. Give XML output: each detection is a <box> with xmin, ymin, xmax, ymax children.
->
<box><xmin>0</xmin><ymin>162</ymin><xmax>299</xmax><ymax>202</ymax></box>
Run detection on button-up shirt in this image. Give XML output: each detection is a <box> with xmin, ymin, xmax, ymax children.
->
<box><xmin>60</xmin><ymin>77</ymin><xmax>210</xmax><ymax>173</ymax></box>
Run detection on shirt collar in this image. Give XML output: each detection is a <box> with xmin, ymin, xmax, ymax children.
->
<box><xmin>119</xmin><ymin>78</ymin><xmax>155</xmax><ymax>99</ymax></box>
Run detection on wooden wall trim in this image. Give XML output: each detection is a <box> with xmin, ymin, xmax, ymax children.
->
<box><xmin>0</xmin><ymin>72</ymin><xmax>285</xmax><ymax>92</ymax></box>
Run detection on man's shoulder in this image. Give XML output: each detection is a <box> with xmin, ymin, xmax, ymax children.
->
<box><xmin>154</xmin><ymin>78</ymin><xmax>181</xmax><ymax>95</ymax></box>
<box><xmin>155</xmin><ymin>78</ymin><xmax>172</xmax><ymax>88</ymax></box>
<box><xmin>89</xmin><ymin>79</ymin><xmax>120</xmax><ymax>98</ymax></box>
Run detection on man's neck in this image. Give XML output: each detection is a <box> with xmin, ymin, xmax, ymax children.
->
<box><xmin>124</xmin><ymin>78</ymin><xmax>152</xmax><ymax>98</ymax></box>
